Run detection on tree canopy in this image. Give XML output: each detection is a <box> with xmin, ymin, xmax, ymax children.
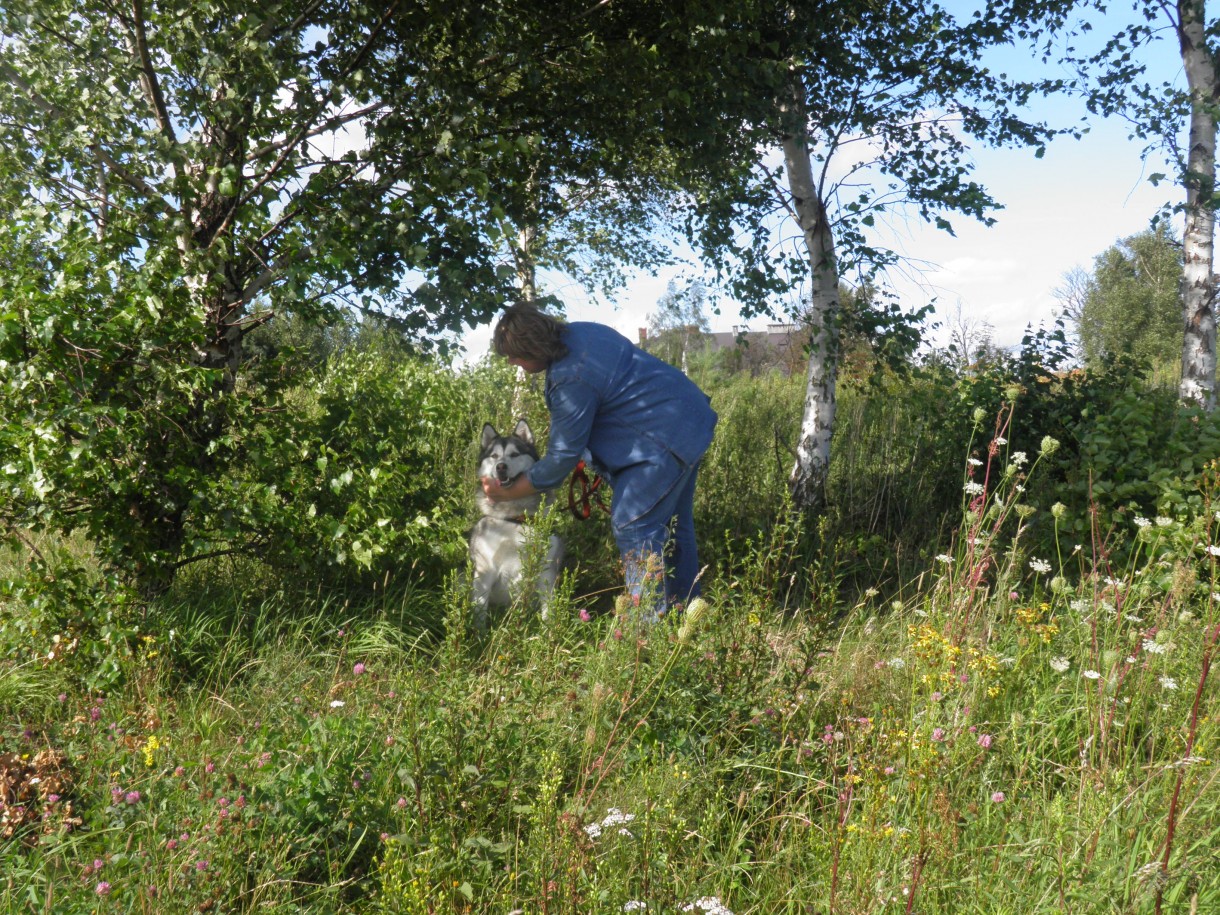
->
<box><xmin>1076</xmin><ymin>225</ymin><xmax>1182</xmax><ymax>369</ymax></box>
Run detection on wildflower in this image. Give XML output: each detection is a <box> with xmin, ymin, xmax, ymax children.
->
<box><xmin>205</xmin><ymin>761</ymin><xmax>215</xmax><ymax>774</ymax></box>
<box><xmin>887</xmin><ymin>657</ymin><xmax>906</xmax><ymax>669</ymax></box>
<box><xmin>125</xmin><ymin>791</ymin><xmax>141</xmax><ymax>805</ymax></box>
<box><xmin>963</xmin><ymin>481</ymin><xmax>984</xmax><ymax>496</ymax></box>
<box><xmin>173</xmin><ymin>765</ymin><xmax>185</xmax><ymax>778</ymax></box>
<box><xmin>1051</xmin><ymin>502</ymin><xmax>1066</xmax><ymax>518</ymax></box>
<box><xmin>397</xmin><ymin>797</ymin><xmax>407</xmax><ymax>808</ymax></box>
<box><xmin>977</xmin><ymin>733</ymin><xmax>993</xmax><ymax>749</ymax></box>
<box><xmin>884</xmin><ymin>766</ymin><xmax>895</xmax><ymax>775</ymax></box>
<box><xmin>1134</xmin><ymin>516</ymin><xmax>1151</xmax><ymax>529</ymax></box>
<box><xmin>1029</xmin><ymin>557</ymin><xmax>1052</xmax><ymax>574</ymax></box>
<box><xmin>579</xmin><ymin>608</ymin><xmax>592</xmax><ymax>622</ymax></box>
<box><xmin>931</xmin><ymin>728</ymin><xmax>946</xmax><ymax>742</ymax></box>
<box><xmin>681</xmin><ymin>898</ymin><xmax>735</xmax><ymax>915</ymax></box>
<box><xmin>1142</xmin><ymin>639</ymin><xmax>1167</xmax><ymax>655</ymax></box>
<box><xmin>1083</xmin><ymin>669</ymin><xmax>1101</xmax><ymax>680</ymax></box>
<box><xmin>1040</xmin><ymin>435</ymin><xmax>1060</xmax><ymax>456</ymax></box>
<box><xmin>1208</xmin><ymin>545</ymin><xmax>1220</xmax><ymax>557</ymax></box>
<box><xmin>1010</xmin><ymin>451</ymin><xmax>1029</xmax><ymax>466</ymax></box>
<box><xmin>935</xmin><ymin>553</ymin><xmax>953</xmax><ymax>564</ymax></box>
<box><xmin>585</xmin><ymin>807</ymin><xmax>636</xmax><ymax>840</ymax></box>
<box><xmin>1156</xmin><ymin>516</ymin><xmax>1172</xmax><ymax>527</ymax></box>
<box><xmin>967</xmin><ymin>458</ymin><xmax>983</xmax><ymax>467</ymax></box>
<box><xmin>330</xmin><ymin>700</ymin><xmax>345</xmax><ymax>708</ymax></box>
<box><xmin>994</xmin><ymin>436</ymin><xmax>1007</xmax><ymax>445</ymax></box>
<box><xmin>1159</xmin><ymin>676</ymin><xmax>1178</xmax><ymax>691</ymax></box>
<box><xmin>991</xmin><ymin>791</ymin><xmax>1006</xmax><ymax>803</ymax></box>
<box><xmin>195</xmin><ymin>860</ymin><xmax>209</xmax><ymax>872</ymax></box>
<box><xmin>96</xmin><ymin>882</ymin><xmax>112</xmax><ymax>896</ymax></box>
<box><xmin>623</xmin><ymin>903</ymin><xmax>648</xmax><ymax>912</ymax></box>
<box><xmin>353</xmin><ymin>663</ymin><xmax>366</xmax><ymax>676</ymax></box>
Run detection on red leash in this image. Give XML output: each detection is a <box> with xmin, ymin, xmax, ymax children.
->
<box><xmin>568</xmin><ymin>460</ymin><xmax>610</xmax><ymax>520</ymax></box>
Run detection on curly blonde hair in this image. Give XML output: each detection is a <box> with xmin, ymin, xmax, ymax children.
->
<box><xmin>492</xmin><ymin>306</ymin><xmax>569</xmax><ymax>364</ymax></box>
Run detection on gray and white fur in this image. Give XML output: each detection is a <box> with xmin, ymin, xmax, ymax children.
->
<box><xmin>469</xmin><ymin>420</ymin><xmax>564</xmax><ymax>630</ymax></box>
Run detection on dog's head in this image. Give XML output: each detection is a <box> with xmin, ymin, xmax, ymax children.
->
<box><xmin>477</xmin><ymin>420</ymin><xmax>540</xmax><ymax>485</ymax></box>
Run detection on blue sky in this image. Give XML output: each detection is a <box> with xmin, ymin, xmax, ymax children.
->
<box><xmin>461</xmin><ymin>2</ymin><xmax>1184</xmax><ymax>362</ymax></box>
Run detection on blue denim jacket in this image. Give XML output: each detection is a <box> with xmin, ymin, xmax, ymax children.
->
<box><xmin>526</xmin><ymin>323</ymin><xmax>717</xmax><ymax>519</ymax></box>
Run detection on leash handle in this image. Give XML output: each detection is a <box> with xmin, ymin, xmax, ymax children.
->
<box><xmin>568</xmin><ymin>460</ymin><xmax>609</xmax><ymax>520</ymax></box>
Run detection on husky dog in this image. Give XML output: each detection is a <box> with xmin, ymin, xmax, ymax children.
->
<box><xmin>469</xmin><ymin>420</ymin><xmax>564</xmax><ymax>629</ymax></box>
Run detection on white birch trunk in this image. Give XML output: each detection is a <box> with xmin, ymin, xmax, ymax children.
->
<box><xmin>1178</xmin><ymin>0</ymin><xmax>1218</xmax><ymax>409</ymax></box>
<box><xmin>782</xmin><ymin>81</ymin><xmax>841</xmax><ymax>510</ymax></box>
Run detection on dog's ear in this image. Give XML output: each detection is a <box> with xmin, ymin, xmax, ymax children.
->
<box><xmin>481</xmin><ymin>423</ymin><xmax>498</xmax><ymax>449</ymax></box>
<box><xmin>513</xmin><ymin>419</ymin><xmax>533</xmax><ymax>444</ymax></box>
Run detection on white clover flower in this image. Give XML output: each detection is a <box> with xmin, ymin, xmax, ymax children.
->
<box><xmin>1156</xmin><ymin>516</ymin><xmax>1173</xmax><ymax>527</ymax></box>
<box><xmin>1159</xmin><ymin>676</ymin><xmax>1178</xmax><ymax>690</ymax></box>
<box><xmin>1010</xmin><ymin>451</ymin><xmax>1029</xmax><ymax>467</ymax></box>
<box><xmin>1134</xmin><ymin>516</ymin><xmax>1151</xmax><ymax>529</ymax></box>
<box><xmin>1083</xmin><ymin>669</ymin><xmax>1102</xmax><ymax>680</ymax></box>
<box><xmin>963</xmin><ymin>481</ymin><xmax>985</xmax><ymax>496</ymax></box>
<box><xmin>935</xmin><ymin>553</ymin><xmax>953</xmax><ymax>564</ymax></box>
<box><xmin>1050</xmin><ymin>656</ymin><xmax>1071</xmax><ymax>673</ymax></box>
<box><xmin>1029</xmin><ymin>557</ymin><xmax>1052</xmax><ymax>574</ymax></box>
<box><xmin>1142</xmin><ymin>639</ymin><xmax>1167</xmax><ymax>655</ymax></box>
<box><xmin>587</xmin><ymin>808</ymin><xmax>637</xmax><ymax>839</ymax></box>
<box><xmin>681</xmin><ymin>898</ymin><xmax>734</xmax><ymax>915</ymax></box>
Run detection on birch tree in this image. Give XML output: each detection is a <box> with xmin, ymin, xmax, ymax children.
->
<box><xmin>1074</xmin><ymin>0</ymin><xmax>1219</xmax><ymax>407</ymax></box>
<box><xmin>0</xmin><ymin>0</ymin><xmax>736</xmax><ymax>591</ymax></box>
<box><xmin>693</xmin><ymin>0</ymin><xmax>1077</xmax><ymax>509</ymax></box>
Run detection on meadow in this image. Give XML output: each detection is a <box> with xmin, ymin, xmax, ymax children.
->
<box><xmin>1</xmin><ymin>338</ymin><xmax>1217</xmax><ymax>914</ymax></box>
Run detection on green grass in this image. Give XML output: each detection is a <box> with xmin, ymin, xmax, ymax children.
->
<box><xmin>2</xmin><ymin>449</ymin><xmax>1219</xmax><ymax>914</ymax></box>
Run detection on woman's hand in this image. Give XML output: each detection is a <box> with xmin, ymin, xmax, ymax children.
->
<box><xmin>481</xmin><ymin>475</ymin><xmax>538</xmax><ymax>503</ymax></box>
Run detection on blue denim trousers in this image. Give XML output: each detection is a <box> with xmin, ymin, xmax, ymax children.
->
<box><xmin>612</xmin><ymin>457</ymin><xmax>703</xmax><ymax>616</ymax></box>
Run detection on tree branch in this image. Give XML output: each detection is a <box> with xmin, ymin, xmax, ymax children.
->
<box><xmin>130</xmin><ymin>0</ymin><xmax>178</xmax><ymax>148</ymax></box>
